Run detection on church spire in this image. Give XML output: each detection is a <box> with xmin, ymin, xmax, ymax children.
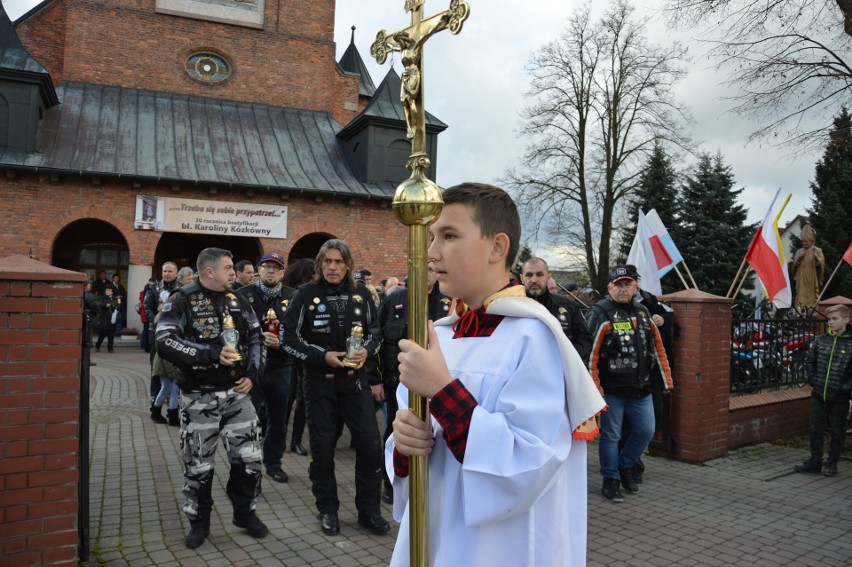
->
<box><xmin>338</xmin><ymin>25</ymin><xmax>376</xmax><ymax>97</ymax></box>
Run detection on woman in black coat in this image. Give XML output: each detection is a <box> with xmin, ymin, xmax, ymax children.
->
<box><xmin>96</xmin><ymin>287</ymin><xmax>117</xmax><ymax>353</ymax></box>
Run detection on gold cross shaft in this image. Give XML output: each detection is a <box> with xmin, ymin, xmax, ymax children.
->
<box><xmin>371</xmin><ymin>3</ymin><xmax>470</xmax><ymax>567</ymax></box>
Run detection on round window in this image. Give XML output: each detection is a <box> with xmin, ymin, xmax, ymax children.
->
<box><xmin>185</xmin><ymin>52</ymin><xmax>231</xmax><ymax>83</ymax></box>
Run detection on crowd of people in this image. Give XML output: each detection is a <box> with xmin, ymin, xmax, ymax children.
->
<box><xmin>91</xmin><ymin>209</ymin><xmax>674</xmax><ymax>557</ymax></box>
<box><xmin>138</xmin><ymin>245</ymin><xmax>456</xmax><ymax>547</ymax></box>
<box><xmin>85</xmin><ymin>183</ymin><xmax>849</xmax><ymax>564</ymax></box>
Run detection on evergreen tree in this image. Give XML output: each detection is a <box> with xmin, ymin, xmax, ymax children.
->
<box><xmin>806</xmin><ymin>107</ymin><xmax>852</xmax><ymax>299</ymax></box>
<box><xmin>672</xmin><ymin>152</ymin><xmax>755</xmax><ymax>296</ymax></box>
<box><xmin>617</xmin><ymin>142</ymin><xmax>680</xmax><ymax>262</ymax></box>
<box><xmin>513</xmin><ymin>244</ymin><xmax>534</xmax><ymax>280</ymax></box>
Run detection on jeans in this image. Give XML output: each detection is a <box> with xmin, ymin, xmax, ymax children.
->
<box><xmin>599</xmin><ymin>393</ymin><xmax>655</xmax><ymax>479</ymax></box>
<box><xmin>808</xmin><ymin>396</ymin><xmax>849</xmax><ymax>460</ymax></box>
<box><xmin>154</xmin><ymin>375</ymin><xmax>180</xmax><ymax>410</ymax></box>
<box><xmin>249</xmin><ymin>365</ymin><xmax>292</xmax><ymax>472</ymax></box>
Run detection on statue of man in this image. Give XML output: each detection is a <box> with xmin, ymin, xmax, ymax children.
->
<box><xmin>792</xmin><ymin>223</ymin><xmax>825</xmax><ymax>309</ymax></box>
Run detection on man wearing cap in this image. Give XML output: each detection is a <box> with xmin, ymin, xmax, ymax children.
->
<box><xmin>238</xmin><ymin>252</ymin><xmax>295</xmax><ymax>484</ymax></box>
<box><xmin>521</xmin><ymin>257</ymin><xmax>592</xmax><ymax>363</ymax></box>
<box><xmin>587</xmin><ymin>265</ymin><xmax>673</xmax><ymax>503</ymax></box>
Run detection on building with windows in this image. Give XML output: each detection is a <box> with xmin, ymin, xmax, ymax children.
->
<box><xmin>0</xmin><ymin>0</ymin><xmax>446</xmax><ymax>330</ymax></box>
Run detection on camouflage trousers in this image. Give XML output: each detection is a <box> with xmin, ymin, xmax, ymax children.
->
<box><xmin>179</xmin><ymin>389</ymin><xmax>263</xmax><ymax>519</ymax></box>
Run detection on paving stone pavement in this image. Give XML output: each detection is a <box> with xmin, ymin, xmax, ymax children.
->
<box><xmin>81</xmin><ymin>347</ymin><xmax>852</xmax><ymax>566</ymax></box>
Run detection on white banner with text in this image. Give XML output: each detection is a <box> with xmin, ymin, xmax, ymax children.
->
<box><xmin>134</xmin><ymin>196</ymin><xmax>287</xmax><ymax>238</ymax></box>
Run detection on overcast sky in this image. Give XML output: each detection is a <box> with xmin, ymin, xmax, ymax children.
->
<box><xmin>4</xmin><ymin>0</ymin><xmax>832</xmax><ymax>267</ymax></box>
<box><xmin>333</xmin><ymin>0</ymin><xmax>829</xmax><ymax>264</ymax></box>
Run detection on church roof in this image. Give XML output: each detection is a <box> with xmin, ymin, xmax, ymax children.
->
<box><xmin>0</xmin><ymin>5</ymin><xmax>57</xmax><ymax>107</ymax></box>
<box><xmin>0</xmin><ymin>5</ymin><xmax>47</xmax><ymax>74</ymax></box>
<box><xmin>0</xmin><ymin>81</ymin><xmax>397</xmax><ymax>199</ymax></box>
<box><xmin>337</xmin><ymin>26</ymin><xmax>376</xmax><ymax>98</ymax></box>
<box><xmin>337</xmin><ymin>67</ymin><xmax>447</xmax><ymax>139</ymax></box>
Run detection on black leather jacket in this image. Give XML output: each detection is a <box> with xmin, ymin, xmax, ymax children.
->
<box><xmin>155</xmin><ymin>282</ymin><xmax>265</xmax><ymax>392</ymax></box>
<box><xmin>528</xmin><ymin>290</ymin><xmax>592</xmax><ymax>364</ymax></box>
<box><xmin>376</xmin><ymin>285</ymin><xmax>451</xmax><ymax>383</ymax></box>
<box><xmin>281</xmin><ymin>279</ymin><xmax>381</xmax><ymax>378</ymax></box>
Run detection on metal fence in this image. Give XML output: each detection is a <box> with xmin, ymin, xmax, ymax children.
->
<box><xmin>730</xmin><ymin>316</ymin><xmax>826</xmax><ymax>395</ymax></box>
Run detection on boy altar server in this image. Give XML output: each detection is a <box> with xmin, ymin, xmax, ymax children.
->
<box><xmin>389</xmin><ymin>183</ymin><xmax>606</xmax><ymax>566</ymax></box>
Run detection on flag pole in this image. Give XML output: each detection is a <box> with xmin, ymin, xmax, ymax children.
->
<box><xmin>731</xmin><ymin>265</ymin><xmax>752</xmax><ymax>302</ymax></box>
<box><xmin>555</xmin><ymin>281</ymin><xmax>592</xmax><ymax>309</ymax></box>
<box><xmin>671</xmin><ymin>264</ymin><xmax>690</xmax><ymax>290</ymax></box>
<box><xmin>681</xmin><ymin>261</ymin><xmax>699</xmax><ymax>289</ymax></box>
<box><xmin>813</xmin><ymin>254</ymin><xmax>850</xmax><ymax>306</ymax></box>
<box><xmin>727</xmin><ymin>258</ymin><xmax>748</xmax><ymax>298</ymax></box>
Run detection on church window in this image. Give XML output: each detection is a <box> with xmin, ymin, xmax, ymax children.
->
<box><xmin>185</xmin><ymin>52</ymin><xmax>232</xmax><ymax>83</ymax></box>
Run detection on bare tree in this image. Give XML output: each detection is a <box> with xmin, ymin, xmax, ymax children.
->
<box><xmin>505</xmin><ymin>0</ymin><xmax>691</xmax><ymax>291</ymax></box>
<box><xmin>665</xmin><ymin>0</ymin><xmax>852</xmax><ymax>148</ymax></box>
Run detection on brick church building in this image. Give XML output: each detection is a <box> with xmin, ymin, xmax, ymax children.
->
<box><xmin>0</xmin><ymin>0</ymin><xmax>446</xmax><ymax>331</ymax></box>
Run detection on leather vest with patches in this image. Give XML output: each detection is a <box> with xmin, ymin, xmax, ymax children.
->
<box><xmin>596</xmin><ymin>298</ymin><xmax>653</xmax><ymax>389</ymax></box>
<box><xmin>178</xmin><ymin>282</ymin><xmax>249</xmax><ymax>387</ymax></box>
<box><xmin>297</xmin><ymin>281</ymin><xmax>372</xmax><ymax>355</ymax></box>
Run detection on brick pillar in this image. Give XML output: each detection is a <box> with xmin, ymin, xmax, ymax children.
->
<box><xmin>660</xmin><ymin>288</ymin><xmax>733</xmax><ymax>462</ymax></box>
<box><xmin>0</xmin><ymin>254</ymin><xmax>86</xmax><ymax>567</ymax></box>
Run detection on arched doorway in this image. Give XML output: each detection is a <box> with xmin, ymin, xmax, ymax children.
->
<box><xmin>154</xmin><ymin>233</ymin><xmax>262</xmax><ymax>271</ymax></box>
<box><xmin>52</xmin><ymin>219</ymin><xmax>129</xmax><ymax>282</ymax></box>
<box><xmin>288</xmin><ymin>232</ymin><xmax>335</xmax><ymax>264</ymax></box>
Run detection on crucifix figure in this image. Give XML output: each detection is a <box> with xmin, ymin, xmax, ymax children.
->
<box><xmin>371</xmin><ymin>0</ymin><xmax>469</xmax><ymax>175</ymax></box>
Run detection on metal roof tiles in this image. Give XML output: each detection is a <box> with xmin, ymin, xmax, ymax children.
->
<box><xmin>0</xmin><ymin>81</ymin><xmax>397</xmax><ymax>199</ymax></box>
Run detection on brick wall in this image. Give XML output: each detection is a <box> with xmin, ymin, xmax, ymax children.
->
<box><xmin>661</xmin><ymin>289</ymin><xmax>733</xmax><ymax>462</ymax></box>
<box><xmin>14</xmin><ymin>0</ymin><xmax>67</xmax><ymax>86</ymax></box>
<box><xmin>660</xmin><ymin>289</ymin><xmax>814</xmax><ymax>461</ymax></box>
<box><xmin>0</xmin><ymin>173</ymin><xmax>409</xmax><ymax>279</ymax></box>
<box><xmin>16</xmin><ymin>0</ymin><xmax>363</xmax><ymax>125</ymax></box>
<box><xmin>0</xmin><ymin>255</ymin><xmax>87</xmax><ymax>567</ymax></box>
<box><xmin>728</xmin><ymin>389</ymin><xmax>811</xmax><ymax>447</ymax></box>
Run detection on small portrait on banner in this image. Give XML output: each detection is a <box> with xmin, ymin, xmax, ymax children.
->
<box><xmin>135</xmin><ymin>196</ymin><xmax>164</xmax><ymax>231</ymax></box>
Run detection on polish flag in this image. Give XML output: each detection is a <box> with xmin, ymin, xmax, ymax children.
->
<box><xmin>627</xmin><ymin>210</ymin><xmax>673</xmax><ymax>295</ymax></box>
<box><xmin>744</xmin><ymin>190</ymin><xmax>792</xmax><ymax>308</ymax></box>
<box><xmin>645</xmin><ymin>210</ymin><xmax>685</xmax><ymax>278</ymax></box>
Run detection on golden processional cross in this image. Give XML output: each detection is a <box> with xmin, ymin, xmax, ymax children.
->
<box><xmin>371</xmin><ymin>2</ymin><xmax>469</xmax><ymax>566</ymax></box>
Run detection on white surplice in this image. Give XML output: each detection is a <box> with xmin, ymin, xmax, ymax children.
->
<box><xmin>386</xmin><ymin>296</ymin><xmax>605</xmax><ymax>567</ymax></box>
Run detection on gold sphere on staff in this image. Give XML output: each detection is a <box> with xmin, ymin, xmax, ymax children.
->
<box><xmin>393</xmin><ymin>165</ymin><xmax>443</xmax><ymax>227</ymax></box>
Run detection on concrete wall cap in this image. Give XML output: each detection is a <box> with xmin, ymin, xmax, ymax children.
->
<box><xmin>0</xmin><ymin>254</ymin><xmax>88</xmax><ymax>282</ymax></box>
<box><xmin>660</xmin><ymin>288</ymin><xmax>733</xmax><ymax>303</ymax></box>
